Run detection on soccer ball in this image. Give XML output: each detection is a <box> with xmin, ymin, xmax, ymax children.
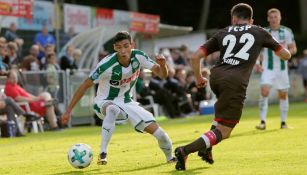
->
<box><xmin>67</xmin><ymin>143</ymin><xmax>93</xmax><ymax>169</ymax></box>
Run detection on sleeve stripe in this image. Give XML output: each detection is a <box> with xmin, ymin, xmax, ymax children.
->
<box><xmin>200</xmin><ymin>46</ymin><xmax>208</xmax><ymax>56</ymax></box>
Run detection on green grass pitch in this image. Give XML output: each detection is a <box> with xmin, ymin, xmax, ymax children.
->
<box><xmin>0</xmin><ymin>102</ymin><xmax>306</xmax><ymax>175</ymax></box>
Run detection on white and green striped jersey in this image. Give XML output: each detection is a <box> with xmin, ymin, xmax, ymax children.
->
<box><xmin>89</xmin><ymin>49</ymin><xmax>155</xmax><ymax>103</ymax></box>
<box><xmin>262</xmin><ymin>26</ymin><xmax>295</xmax><ymax>71</ymax></box>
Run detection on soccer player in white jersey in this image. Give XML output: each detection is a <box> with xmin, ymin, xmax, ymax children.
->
<box><xmin>61</xmin><ymin>31</ymin><xmax>176</xmax><ymax>165</ymax></box>
<box><xmin>255</xmin><ymin>8</ymin><xmax>297</xmax><ymax>130</ymax></box>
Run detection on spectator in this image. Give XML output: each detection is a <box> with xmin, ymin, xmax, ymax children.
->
<box><xmin>72</xmin><ymin>48</ymin><xmax>82</xmax><ymax>69</ymax></box>
<box><xmin>40</xmin><ymin>44</ymin><xmax>56</xmax><ymax>68</ymax></box>
<box><xmin>45</xmin><ymin>53</ymin><xmax>60</xmax><ymax>98</ymax></box>
<box><xmin>298</xmin><ymin>49</ymin><xmax>307</xmax><ymax>102</ymax></box>
<box><xmin>4</xmin><ymin>42</ymin><xmax>21</xmax><ymax>67</ymax></box>
<box><xmin>4</xmin><ymin>70</ymin><xmax>60</xmax><ymax>131</ymax></box>
<box><xmin>34</xmin><ymin>25</ymin><xmax>56</xmax><ymax>60</ymax></box>
<box><xmin>60</xmin><ymin>45</ymin><xmax>75</xmax><ymax>70</ymax></box>
<box><xmin>61</xmin><ymin>27</ymin><xmax>76</xmax><ymax>48</ymax></box>
<box><xmin>0</xmin><ymin>44</ymin><xmax>9</xmax><ymax>75</ymax></box>
<box><xmin>4</xmin><ymin>22</ymin><xmax>24</xmax><ymax>57</ymax></box>
<box><xmin>0</xmin><ymin>96</ymin><xmax>25</xmax><ymax>136</ymax></box>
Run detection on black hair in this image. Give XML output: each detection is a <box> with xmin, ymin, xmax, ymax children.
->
<box><xmin>231</xmin><ymin>3</ymin><xmax>253</xmax><ymax>20</ymax></box>
<box><xmin>113</xmin><ymin>31</ymin><xmax>132</xmax><ymax>44</ymax></box>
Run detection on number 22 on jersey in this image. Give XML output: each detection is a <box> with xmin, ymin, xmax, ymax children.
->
<box><xmin>222</xmin><ymin>33</ymin><xmax>255</xmax><ymax>61</ymax></box>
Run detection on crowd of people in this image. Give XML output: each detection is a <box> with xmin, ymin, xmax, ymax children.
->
<box><xmin>0</xmin><ymin>23</ymin><xmax>82</xmax><ymax>137</ymax></box>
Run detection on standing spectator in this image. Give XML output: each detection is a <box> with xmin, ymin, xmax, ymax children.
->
<box><xmin>255</xmin><ymin>8</ymin><xmax>297</xmax><ymax>130</ymax></box>
<box><xmin>34</xmin><ymin>25</ymin><xmax>56</xmax><ymax>60</ymax></box>
<box><xmin>61</xmin><ymin>27</ymin><xmax>76</xmax><ymax>48</ymax></box>
<box><xmin>298</xmin><ymin>49</ymin><xmax>307</xmax><ymax>102</ymax></box>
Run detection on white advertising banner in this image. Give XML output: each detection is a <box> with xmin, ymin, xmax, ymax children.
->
<box><xmin>0</xmin><ymin>16</ymin><xmax>18</xmax><ymax>28</ymax></box>
<box><xmin>64</xmin><ymin>3</ymin><xmax>91</xmax><ymax>33</ymax></box>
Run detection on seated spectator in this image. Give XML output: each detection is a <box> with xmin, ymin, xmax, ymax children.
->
<box><xmin>72</xmin><ymin>48</ymin><xmax>82</xmax><ymax>69</ymax></box>
<box><xmin>4</xmin><ymin>22</ymin><xmax>24</xmax><ymax>57</ymax></box>
<box><xmin>60</xmin><ymin>45</ymin><xmax>75</xmax><ymax>70</ymax></box>
<box><xmin>40</xmin><ymin>44</ymin><xmax>56</xmax><ymax>68</ymax></box>
<box><xmin>0</xmin><ymin>92</ymin><xmax>40</xmax><ymax>136</ymax></box>
<box><xmin>186</xmin><ymin>68</ymin><xmax>212</xmax><ymax>111</ymax></box>
<box><xmin>0</xmin><ymin>44</ymin><xmax>9</xmax><ymax>76</ymax></box>
<box><xmin>4</xmin><ymin>42</ymin><xmax>21</xmax><ymax>67</ymax></box>
<box><xmin>4</xmin><ymin>70</ymin><xmax>60</xmax><ymax>131</ymax></box>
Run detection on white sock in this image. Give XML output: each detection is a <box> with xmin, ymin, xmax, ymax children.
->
<box><xmin>100</xmin><ymin>105</ymin><xmax>120</xmax><ymax>154</ymax></box>
<box><xmin>153</xmin><ymin>127</ymin><xmax>173</xmax><ymax>161</ymax></box>
<box><xmin>279</xmin><ymin>98</ymin><xmax>289</xmax><ymax>122</ymax></box>
<box><xmin>259</xmin><ymin>96</ymin><xmax>268</xmax><ymax>122</ymax></box>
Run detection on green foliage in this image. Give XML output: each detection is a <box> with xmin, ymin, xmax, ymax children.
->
<box><xmin>0</xmin><ymin>103</ymin><xmax>306</xmax><ymax>175</ymax></box>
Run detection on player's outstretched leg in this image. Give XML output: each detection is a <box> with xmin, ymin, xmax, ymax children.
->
<box><xmin>98</xmin><ymin>104</ymin><xmax>120</xmax><ymax>165</ymax></box>
<box><xmin>146</xmin><ymin>123</ymin><xmax>176</xmax><ymax>163</ymax></box>
<box><xmin>175</xmin><ymin>128</ymin><xmax>223</xmax><ymax>170</ymax></box>
<box><xmin>197</xmin><ymin>123</ymin><xmax>217</xmax><ymax>164</ymax></box>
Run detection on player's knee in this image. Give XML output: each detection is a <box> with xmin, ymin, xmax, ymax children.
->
<box><xmin>278</xmin><ymin>92</ymin><xmax>288</xmax><ymax>99</ymax></box>
<box><xmin>105</xmin><ymin>105</ymin><xmax>121</xmax><ymax>117</ymax></box>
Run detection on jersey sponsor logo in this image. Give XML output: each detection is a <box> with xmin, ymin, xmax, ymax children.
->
<box><xmin>223</xmin><ymin>58</ymin><xmax>240</xmax><ymax>65</ymax></box>
<box><xmin>109</xmin><ymin>70</ymin><xmax>140</xmax><ymax>86</ymax></box>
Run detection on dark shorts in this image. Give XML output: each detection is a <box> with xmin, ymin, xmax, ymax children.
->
<box><xmin>210</xmin><ymin>78</ymin><xmax>247</xmax><ymax>128</ymax></box>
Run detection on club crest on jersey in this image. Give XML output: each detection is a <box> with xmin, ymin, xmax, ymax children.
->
<box><xmin>132</xmin><ymin>61</ymin><xmax>139</xmax><ymax>69</ymax></box>
<box><xmin>109</xmin><ymin>70</ymin><xmax>140</xmax><ymax>86</ymax></box>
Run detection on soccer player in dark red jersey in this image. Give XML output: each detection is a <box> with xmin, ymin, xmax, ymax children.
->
<box><xmin>174</xmin><ymin>3</ymin><xmax>291</xmax><ymax>171</ymax></box>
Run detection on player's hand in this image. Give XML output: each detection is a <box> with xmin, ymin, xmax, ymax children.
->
<box><xmin>61</xmin><ymin>111</ymin><xmax>71</xmax><ymax>125</ymax></box>
<box><xmin>155</xmin><ymin>55</ymin><xmax>166</xmax><ymax>67</ymax></box>
<box><xmin>255</xmin><ymin>64</ymin><xmax>263</xmax><ymax>73</ymax></box>
<box><xmin>196</xmin><ymin>76</ymin><xmax>208</xmax><ymax>88</ymax></box>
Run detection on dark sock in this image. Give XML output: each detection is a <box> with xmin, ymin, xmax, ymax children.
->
<box><xmin>261</xmin><ymin>120</ymin><xmax>266</xmax><ymax>124</ymax></box>
<box><xmin>281</xmin><ymin>121</ymin><xmax>286</xmax><ymax>125</ymax></box>
<box><xmin>183</xmin><ymin>137</ymin><xmax>207</xmax><ymax>155</ymax></box>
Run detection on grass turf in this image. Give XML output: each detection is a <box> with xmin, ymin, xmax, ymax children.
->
<box><xmin>0</xmin><ymin>102</ymin><xmax>306</xmax><ymax>175</ymax></box>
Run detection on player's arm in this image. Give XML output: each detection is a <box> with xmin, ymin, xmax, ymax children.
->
<box><xmin>255</xmin><ymin>53</ymin><xmax>263</xmax><ymax>73</ymax></box>
<box><xmin>151</xmin><ymin>55</ymin><xmax>168</xmax><ymax>79</ymax></box>
<box><xmin>262</xmin><ymin>28</ymin><xmax>291</xmax><ymax>61</ymax></box>
<box><xmin>288</xmin><ymin>42</ymin><xmax>297</xmax><ymax>55</ymax></box>
<box><xmin>61</xmin><ymin>78</ymin><xmax>94</xmax><ymax>124</ymax></box>
<box><xmin>191</xmin><ymin>48</ymin><xmax>208</xmax><ymax>88</ymax></box>
<box><xmin>275</xmin><ymin>47</ymin><xmax>291</xmax><ymax>61</ymax></box>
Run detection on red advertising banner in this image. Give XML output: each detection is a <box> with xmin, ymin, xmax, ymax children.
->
<box><xmin>130</xmin><ymin>12</ymin><xmax>160</xmax><ymax>34</ymax></box>
<box><xmin>95</xmin><ymin>8</ymin><xmax>114</xmax><ymax>26</ymax></box>
<box><xmin>0</xmin><ymin>0</ymin><xmax>32</xmax><ymax>19</ymax></box>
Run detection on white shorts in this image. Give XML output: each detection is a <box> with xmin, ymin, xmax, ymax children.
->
<box><xmin>93</xmin><ymin>100</ymin><xmax>156</xmax><ymax>133</ymax></box>
<box><xmin>260</xmin><ymin>69</ymin><xmax>290</xmax><ymax>90</ymax></box>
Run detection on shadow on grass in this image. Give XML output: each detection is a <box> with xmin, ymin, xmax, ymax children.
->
<box><xmin>231</xmin><ymin>129</ymin><xmax>280</xmax><ymax>138</ymax></box>
<box><xmin>51</xmin><ymin>163</ymin><xmax>166</xmax><ymax>174</ymax></box>
<box><xmin>51</xmin><ymin>168</ymin><xmax>101</xmax><ymax>175</ymax></box>
<box><xmin>168</xmin><ymin>166</ymin><xmax>209</xmax><ymax>175</ymax></box>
